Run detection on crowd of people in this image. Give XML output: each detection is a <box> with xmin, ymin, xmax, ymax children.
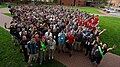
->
<box><xmin>6</xmin><ymin>5</ymin><xmax>116</xmax><ymax>67</ymax></box>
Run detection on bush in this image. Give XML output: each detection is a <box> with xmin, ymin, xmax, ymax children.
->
<box><xmin>99</xmin><ymin>6</ymin><xmax>105</xmax><ymax>8</ymax></box>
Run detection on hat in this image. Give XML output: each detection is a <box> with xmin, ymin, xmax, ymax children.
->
<box><xmin>42</xmin><ymin>36</ymin><xmax>46</xmax><ymax>39</ymax></box>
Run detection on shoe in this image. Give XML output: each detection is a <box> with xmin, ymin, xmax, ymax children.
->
<box><xmin>39</xmin><ymin>62</ymin><xmax>42</xmax><ymax>65</ymax></box>
<box><xmin>62</xmin><ymin>50</ymin><xmax>64</xmax><ymax>53</ymax></box>
<box><xmin>49</xmin><ymin>57</ymin><xmax>50</xmax><ymax>60</ymax></box>
<box><xmin>52</xmin><ymin>56</ymin><xmax>54</xmax><ymax>59</ymax></box>
<box><xmin>85</xmin><ymin>54</ymin><xmax>87</xmax><ymax>56</ymax></box>
<box><xmin>96</xmin><ymin>64</ymin><xmax>100</xmax><ymax>67</ymax></box>
<box><xmin>69</xmin><ymin>54</ymin><xmax>72</xmax><ymax>57</ymax></box>
<box><xmin>58</xmin><ymin>50</ymin><xmax>60</xmax><ymax>53</ymax></box>
<box><xmin>28</xmin><ymin>64</ymin><xmax>33</xmax><ymax>67</ymax></box>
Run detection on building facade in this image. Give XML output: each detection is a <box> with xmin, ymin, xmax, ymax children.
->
<box><xmin>108</xmin><ymin>0</ymin><xmax>120</xmax><ymax>7</ymax></box>
<box><xmin>57</xmin><ymin>0</ymin><xmax>86</xmax><ymax>7</ymax></box>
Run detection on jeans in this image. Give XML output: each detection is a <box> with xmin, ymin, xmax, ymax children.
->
<box><xmin>40</xmin><ymin>51</ymin><xmax>46</xmax><ymax>63</ymax></box>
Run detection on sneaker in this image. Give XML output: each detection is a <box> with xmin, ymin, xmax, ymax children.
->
<box><xmin>69</xmin><ymin>54</ymin><xmax>72</xmax><ymax>57</ymax></box>
<box><xmin>62</xmin><ymin>50</ymin><xmax>64</xmax><ymax>53</ymax></box>
<box><xmin>58</xmin><ymin>50</ymin><xmax>60</xmax><ymax>53</ymax></box>
<box><xmin>96</xmin><ymin>64</ymin><xmax>100</xmax><ymax>67</ymax></box>
<box><xmin>39</xmin><ymin>62</ymin><xmax>42</xmax><ymax>65</ymax></box>
<box><xmin>28</xmin><ymin>64</ymin><xmax>33</xmax><ymax>67</ymax></box>
<box><xmin>30</xmin><ymin>64</ymin><xmax>33</xmax><ymax>66</ymax></box>
<box><xmin>49</xmin><ymin>57</ymin><xmax>50</xmax><ymax>60</ymax></box>
<box><xmin>52</xmin><ymin>56</ymin><xmax>54</xmax><ymax>59</ymax></box>
<box><xmin>85</xmin><ymin>54</ymin><xmax>87</xmax><ymax>56</ymax></box>
<box><xmin>91</xmin><ymin>61</ymin><xmax>95</xmax><ymax>65</ymax></box>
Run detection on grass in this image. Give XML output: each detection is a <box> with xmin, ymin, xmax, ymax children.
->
<box><xmin>0</xmin><ymin>27</ymin><xmax>66</xmax><ymax>67</ymax></box>
<box><xmin>0</xmin><ymin>5</ymin><xmax>8</xmax><ymax>8</ymax></box>
<box><xmin>0</xmin><ymin>27</ymin><xmax>26</xmax><ymax>67</ymax></box>
<box><xmin>64</xmin><ymin>6</ymin><xmax>103</xmax><ymax>14</ymax></box>
<box><xmin>99</xmin><ymin>16</ymin><xmax>120</xmax><ymax>55</ymax></box>
<box><xmin>3</xmin><ymin>13</ymin><xmax>13</xmax><ymax>17</ymax></box>
<box><xmin>0</xmin><ymin>4</ymin><xmax>20</xmax><ymax>8</ymax></box>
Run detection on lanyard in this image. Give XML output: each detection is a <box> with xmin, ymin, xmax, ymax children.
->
<box><xmin>98</xmin><ymin>46</ymin><xmax>104</xmax><ymax>57</ymax></box>
<box><xmin>40</xmin><ymin>41</ymin><xmax>46</xmax><ymax>52</ymax></box>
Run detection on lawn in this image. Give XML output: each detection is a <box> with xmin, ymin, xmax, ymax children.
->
<box><xmin>0</xmin><ymin>27</ymin><xmax>66</xmax><ymax>67</ymax></box>
<box><xmin>99</xmin><ymin>16</ymin><xmax>120</xmax><ymax>55</ymax></box>
<box><xmin>64</xmin><ymin>6</ymin><xmax>102</xmax><ymax>14</ymax></box>
<box><xmin>3</xmin><ymin>13</ymin><xmax>13</xmax><ymax>17</ymax></box>
<box><xmin>0</xmin><ymin>4</ymin><xmax>20</xmax><ymax>8</ymax></box>
<box><xmin>0</xmin><ymin>5</ymin><xmax>8</xmax><ymax>8</ymax></box>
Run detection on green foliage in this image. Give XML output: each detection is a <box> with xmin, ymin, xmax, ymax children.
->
<box><xmin>99</xmin><ymin>6</ymin><xmax>105</xmax><ymax>8</ymax></box>
<box><xmin>53</xmin><ymin>0</ymin><xmax>58</xmax><ymax>3</ymax></box>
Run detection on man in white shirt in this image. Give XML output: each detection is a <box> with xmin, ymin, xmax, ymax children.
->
<box><xmin>45</xmin><ymin>29</ymin><xmax>52</xmax><ymax>39</ymax></box>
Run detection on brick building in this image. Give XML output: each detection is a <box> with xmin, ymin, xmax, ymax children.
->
<box><xmin>1</xmin><ymin>0</ymin><xmax>109</xmax><ymax>7</ymax></box>
<box><xmin>57</xmin><ymin>0</ymin><xmax>102</xmax><ymax>7</ymax></box>
<box><xmin>57</xmin><ymin>0</ymin><xmax>86</xmax><ymax>6</ymax></box>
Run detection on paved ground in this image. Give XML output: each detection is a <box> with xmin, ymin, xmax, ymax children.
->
<box><xmin>97</xmin><ymin>9</ymin><xmax>120</xmax><ymax>18</ymax></box>
<box><xmin>0</xmin><ymin>8</ymin><xmax>12</xmax><ymax>31</ymax></box>
<box><xmin>0</xmin><ymin>8</ymin><xmax>120</xmax><ymax>67</ymax></box>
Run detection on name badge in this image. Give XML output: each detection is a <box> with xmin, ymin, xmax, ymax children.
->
<box><xmin>61</xmin><ymin>37</ymin><xmax>63</xmax><ymax>40</ymax></box>
<box><xmin>88</xmin><ymin>42</ymin><xmax>90</xmax><ymax>46</ymax></box>
<box><xmin>25</xmin><ymin>45</ymin><xmax>28</xmax><ymax>48</ymax></box>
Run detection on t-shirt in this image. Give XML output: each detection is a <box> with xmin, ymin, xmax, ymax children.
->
<box><xmin>67</xmin><ymin>34</ymin><xmax>74</xmax><ymax>44</ymax></box>
<box><xmin>35</xmin><ymin>38</ymin><xmax>41</xmax><ymax>51</ymax></box>
<box><xmin>58</xmin><ymin>33</ymin><xmax>66</xmax><ymax>44</ymax></box>
<box><xmin>47</xmin><ymin>40</ymin><xmax>56</xmax><ymax>49</ymax></box>
<box><xmin>29</xmin><ymin>42</ymin><xmax>38</xmax><ymax>54</ymax></box>
<box><xmin>20</xmin><ymin>40</ymin><xmax>28</xmax><ymax>51</ymax></box>
<box><xmin>76</xmin><ymin>34</ymin><xmax>83</xmax><ymax>42</ymax></box>
<box><xmin>94</xmin><ymin>46</ymin><xmax>108</xmax><ymax>57</ymax></box>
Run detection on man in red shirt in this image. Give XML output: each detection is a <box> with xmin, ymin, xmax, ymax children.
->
<box><xmin>93</xmin><ymin>15</ymin><xmax>99</xmax><ymax>27</ymax></box>
<box><xmin>67</xmin><ymin>32</ymin><xmax>75</xmax><ymax>57</ymax></box>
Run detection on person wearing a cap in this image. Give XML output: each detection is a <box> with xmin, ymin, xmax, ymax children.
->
<box><xmin>39</xmin><ymin>36</ymin><xmax>47</xmax><ymax>65</ymax></box>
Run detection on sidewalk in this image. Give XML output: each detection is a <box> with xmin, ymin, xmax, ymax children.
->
<box><xmin>0</xmin><ymin>8</ymin><xmax>12</xmax><ymax>31</ymax></box>
<box><xmin>55</xmin><ymin>51</ymin><xmax>120</xmax><ymax>67</ymax></box>
<box><xmin>0</xmin><ymin>8</ymin><xmax>120</xmax><ymax>67</ymax></box>
<box><xmin>96</xmin><ymin>9</ymin><xmax>120</xmax><ymax>18</ymax></box>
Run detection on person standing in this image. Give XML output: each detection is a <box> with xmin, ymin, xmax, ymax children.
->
<box><xmin>85</xmin><ymin>34</ymin><xmax>94</xmax><ymax>58</ymax></box>
<box><xmin>91</xmin><ymin>43</ymin><xmax>116</xmax><ymax>66</ymax></box>
<box><xmin>47</xmin><ymin>36</ymin><xmax>56</xmax><ymax>60</ymax></box>
<box><xmin>20</xmin><ymin>35</ymin><xmax>29</xmax><ymax>63</ymax></box>
<box><xmin>28</xmin><ymin>38</ymin><xmax>38</xmax><ymax>66</ymax></box>
<box><xmin>66</xmin><ymin>32</ymin><xmax>75</xmax><ymax>57</ymax></box>
<box><xmin>39</xmin><ymin>36</ymin><xmax>47</xmax><ymax>65</ymax></box>
<box><xmin>45</xmin><ymin>29</ymin><xmax>52</xmax><ymax>39</ymax></box>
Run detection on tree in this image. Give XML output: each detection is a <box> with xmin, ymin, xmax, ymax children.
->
<box><xmin>74</xmin><ymin>0</ymin><xmax>76</xmax><ymax>6</ymax></box>
<box><xmin>93</xmin><ymin>0</ymin><xmax>108</xmax><ymax>7</ymax></box>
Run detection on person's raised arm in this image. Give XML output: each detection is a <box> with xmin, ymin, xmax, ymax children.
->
<box><xmin>99</xmin><ymin>29</ymin><xmax>107</xmax><ymax>35</ymax></box>
<box><xmin>107</xmin><ymin>45</ymin><xmax>116</xmax><ymax>52</ymax></box>
<box><xmin>92</xmin><ymin>40</ymin><xmax>95</xmax><ymax>45</ymax></box>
